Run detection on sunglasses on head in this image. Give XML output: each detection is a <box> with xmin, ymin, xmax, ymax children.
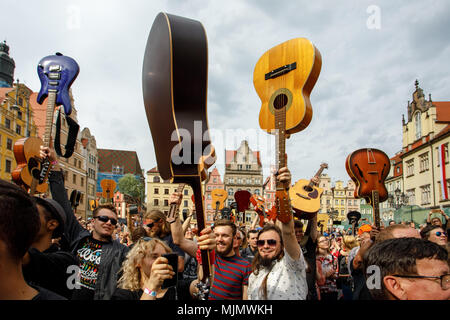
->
<box><xmin>95</xmin><ymin>215</ymin><xmax>117</xmax><ymax>225</ymax></box>
<box><xmin>256</xmin><ymin>239</ymin><xmax>277</xmax><ymax>247</ymax></box>
<box><xmin>436</xmin><ymin>231</ymin><xmax>448</xmax><ymax>237</ymax></box>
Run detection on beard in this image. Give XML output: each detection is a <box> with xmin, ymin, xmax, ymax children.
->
<box><xmin>259</xmin><ymin>249</ymin><xmax>282</xmax><ymax>268</ymax></box>
<box><xmin>216</xmin><ymin>241</ymin><xmax>233</xmax><ymax>257</ymax></box>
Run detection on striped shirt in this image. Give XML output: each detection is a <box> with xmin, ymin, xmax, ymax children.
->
<box><xmin>209</xmin><ymin>251</ymin><xmax>252</xmax><ymax>300</ymax></box>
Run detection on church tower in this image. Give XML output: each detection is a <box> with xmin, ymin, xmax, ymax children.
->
<box><xmin>0</xmin><ymin>41</ymin><xmax>15</xmax><ymax>87</ymax></box>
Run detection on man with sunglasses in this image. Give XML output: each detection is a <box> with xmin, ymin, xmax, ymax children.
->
<box><xmin>420</xmin><ymin>225</ymin><xmax>448</xmax><ymax>247</ymax></box>
<box><xmin>363</xmin><ymin>237</ymin><xmax>450</xmax><ymax>300</ymax></box>
<box><xmin>41</xmin><ymin>145</ymin><xmax>129</xmax><ymax>300</ymax></box>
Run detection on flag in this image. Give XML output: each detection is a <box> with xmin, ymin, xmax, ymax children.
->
<box><xmin>439</xmin><ymin>144</ymin><xmax>448</xmax><ymax>200</ymax></box>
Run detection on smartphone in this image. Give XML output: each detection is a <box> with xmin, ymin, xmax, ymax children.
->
<box><xmin>161</xmin><ymin>253</ymin><xmax>178</xmax><ymax>289</ymax></box>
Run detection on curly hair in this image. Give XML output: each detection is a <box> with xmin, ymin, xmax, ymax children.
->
<box><xmin>117</xmin><ymin>238</ymin><xmax>172</xmax><ymax>291</ymax></box>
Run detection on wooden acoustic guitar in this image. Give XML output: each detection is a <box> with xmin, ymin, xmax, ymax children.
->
<box><xmin>290</xmin><ymin>163</ymin><xmax>328</xmax><ymax>219</ymax></box>
<box><xmin>143</xmin><ymin>12</ymin><xmax>216</xmax><ymax>299</ymax></box>
<box><xmin>12</xmin><ymin>53</ymin><xmax>79</xmax><ymax>194</ymax></box>
<box><xmin>211</xmin><ymin>188</ymin><xmax>227</xmax><ymax>221</ymax></box>
<box><xmin>253</xmin><ymin>38</ymin><xmax>321</xmax><ymax>223</ymax></box>
<box><xmin>345</xmin><ymin>148</ymin><xmax>390</xmax><ymax>228</ymax></box>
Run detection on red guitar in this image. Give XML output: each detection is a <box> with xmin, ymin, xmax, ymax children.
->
<box><xmin>234</xmin><ymin>190</ymin><xmax>252</xmax><ymax>225</ymax></box>
<box><xmin>345</xmin><ymin>148</ymin><xmax>390</xmax><ymax>228</ymax></box>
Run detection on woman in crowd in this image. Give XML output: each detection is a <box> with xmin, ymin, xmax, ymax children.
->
<box><xmin>316</xmin><ymin>235</ymin><xmax>338</xmax><ymax>300</ymax></box>
<box><xmin>420</xmin><ymin>225</ymin><xmax>448</xmax><ymax>248</ymax></box>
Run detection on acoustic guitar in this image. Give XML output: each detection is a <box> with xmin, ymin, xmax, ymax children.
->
<box><xmin>345</xmin><ymin>148</ymin><xmax>390</xmax><ymax>228</ymax></box>
<box><xmin>234</xmin><ymin>190</ymin><xmax>252</xmax><ymax>225</ymax></box>
<box><xmin>12</xmin><ymin>53</ymin><xmax>79</xmax><ymax>194</ymax></box>
<box><xmin>211</xmin><ymin>188</ymin><xmax>227</xmax><ymax>221</ymax></box>
<box><xmin>253</xmin><ymin>38</ymin><xmax>321</xmax><ymax>223</ymax></box>
<box><xmin>143</xmin><ymin>12</ymin><xmax>216</xmax><ymax>299</ymax></box>
<box><xmin>290</xmin><ymin>163</ymin><xmax>328</xmax><ymax>219</ymax></box>
<box><xmin>167</xmin><ymin>184</ymin><xmax>186</xmax><ymax>221</ymax></box>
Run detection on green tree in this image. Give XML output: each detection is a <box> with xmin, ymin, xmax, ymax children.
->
<box><xmin>117</xmin><ymin>174</ymin><xmax>144</xmax><ymax>202</ymax></box>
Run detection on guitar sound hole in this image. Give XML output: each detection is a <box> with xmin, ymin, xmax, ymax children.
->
<box><xmin>304</xmin><ymin>186</ymin><xmax>313</xmax><ymax>192</ymax></box>
<box><xmin>273</xmin><ymin>94</ymin><xmax>288</xmax><ymax>109</ymax></box>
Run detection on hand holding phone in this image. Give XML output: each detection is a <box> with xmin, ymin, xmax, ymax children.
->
<box><xmin>161</xmin><ymin>253</ymin><xmax>178</xmax><ymax>289</ymax></box>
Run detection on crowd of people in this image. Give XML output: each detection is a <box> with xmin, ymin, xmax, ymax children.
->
<box><xmin>0</xmin><ymin>146</ymin><xmax>449</xmax><ymax>301</ymax></box>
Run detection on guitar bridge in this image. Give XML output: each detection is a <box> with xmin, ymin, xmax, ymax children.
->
<box><xmin>265</xmin><ymin>62</ymin><xmax>297</xmax><ymax>80</ymax></box>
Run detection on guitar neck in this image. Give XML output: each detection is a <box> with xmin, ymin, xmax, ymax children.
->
<box><xmin>275</xmin><ymin>106</ymin><xmax>286</xmax><ymax>190</ymax></box>
<box><xmin>308</xmin><ymin>165</ymin><xmax>326</xmax><ymax>187</ymax></box>
<box><xmin>168</xmin><ymin>183</ymin><xmax>186</xmax><ymax>219</ymax></box>
<box><xmin>43</xmin><ymin>90</ymin><xmax>57</xmax><ymax>148</ymax></box>
<box><xmin>371</xmin><ymin>190</ymin><xmax>381</xmax><ymax>229</ymax></box>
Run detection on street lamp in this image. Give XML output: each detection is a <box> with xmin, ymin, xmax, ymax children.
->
<box><xmin>388</xmin><ymin>187</ymin><xmax>408</xmax><ymax>209</ymax></box>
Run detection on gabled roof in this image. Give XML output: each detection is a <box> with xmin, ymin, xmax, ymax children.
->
<box><xmin>147</xmin><ymin>166</ymin><xmax>159</xmax><ymax>174</ymax></box>
<box><xmin>225</xmin><ymin>150</ymin><xmax>262</xmax><ymax>166</ymax></box>
<box><xmin>98</xmin><ymin>148</ymin><xmax>143</xmax><ymax>177</ymax></box>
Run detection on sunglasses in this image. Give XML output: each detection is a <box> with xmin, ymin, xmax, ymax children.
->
<box><xmin>256</xmin><ymin>239</ymin><xmax>277</xmax><ymax>247</ymax></box>
<box><xmin>436</xmin><ymin>231</ymin><xmax>448</xmax><ymax>237</ymax></box>
<box><xmin>94</xmin><ymin>215</ymin><xmax>117</xmax><ymax>225</ymax></box>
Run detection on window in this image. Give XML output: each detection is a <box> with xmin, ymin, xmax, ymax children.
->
<box><xmin>184</xmin><ymin>189</ymin><xmax>189</xmax><ymax>196</ymax></box>
<box><xmin>419</xmin><ymin>152</ymin><xmax>429</xmax><ymax>172</ymax></box>
<box><xmin>112</xmin><ymin>165</ymin><xmax>124</xmax><ymax>174</ymax></box>
<box><xmin>81</xmin><ymin>177</ymin><xmax>84</xmax><ymax>187</ymax></box>
<box><xmin>154</xmin><ymin>188</ymin><xmax>159</xmax><ymax>194</ymax></box>
<box><xmin>407</xmin><ymin>189</ymin><xmax>415</xmax><ymax>206</ymax></box>
<box><xmin>213</xmin><ymin>178</ymin><xmax>217</xmax><ymax>183</ymax></box>
<box><xmin>5</xmin><ymin>118</ymin><xmax>11</xmax><ymax>129</ymax></box>
<box><xmin>228</xmin><ymin>188</ymin><xmax>234</xmax><ymax>196</ymax></box>
<box><xmin>406</xmin><ymin>159</ymin><xmax>414</xmax><ymax>177</ymax></box>
<box><xmin>164</xmin><ymin>188</ymin><xmax>169</xmax><ymax>195</ymax></box>
<box><xmin>335</xmin><ymin>200</ymin><xmax>338</xmax><ymax>205</ymax></box>
<box><xmin>246</xmin><ymin>165</ymin><xmax>251</xmax><ymax>170</ymax></box>
<box><xmin>17</xmin><ymin>111</ymin><xmax>22</xmax><ymax>119</ymax></box>
<box><xmin>15</xmin><ymin>125</ymin><xmax>21</xmax><ymax>135</ymax></box>
<box><xmin>238</xmin><ymin>164</ymin><xmax>243</xmax><ymax>170</ymax></box>
<box><xmin>5</xmin><ymin>159</ymin><xmax>11</xmax><ymax>173</ymax></box>
<box><xmin>153</xmin><ymin>199</ymin><xmax>159</xmax><ymax>206</ymax></box>
<box><xmin>207</xmin><ymin>204</ymin><xmax>212</xmax><ymax>209</ymax></box>
<box><xmin>64</xmin><ymin>170</ymin><xmax>68</xmax><ymax>181</ymax></box>
<box><xmin>415</xmin><ymin>112</ymin><xmax>421</xmax><ymax>140</ymax></box>
<box><xmin>73</xmin><ymin>174</ymin><xmax>77</xmax><ymax>184</ymax></box>
<box><xmin>164</xmin><ymin>199</ymin><xmax>169</xmax><ymax>207</ymax></box>
<box><xmin>184</xmin><ymin>200</ymin><xmax>188</xmax><ymax>207</ymax></box>
<box><xmin>6</xmin><ymin>138</ymin><xmax>12</xmax><ymax>150</ymax></box>
<box><xmin>341</xmin><ymin>200</ymin><xmax>344</xmax><ymax>205</ymax></box>
<box><xmin>420</xmin><ymin>185</ymin><xmax>431</xmax><ymax>205</ymax></box>
<box><xmin>255</xmin><ymin>189</ymin><xmax>260</xmax><ymax>195</ymax></box>
<box><xmin>18</xmin><ymin>97</ymin><xmax>23</xmax><ymax>106</ymax></box>
<box><xmin>153</xmin><ymin>176</ymin><xmax>160</xmax><ymax>183</ymax></box>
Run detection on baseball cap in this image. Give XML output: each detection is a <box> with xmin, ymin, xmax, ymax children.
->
<box><xmin>34</xmin><ymin>197</ymin><xmax>67</xmax><ymax>238</ymax></box>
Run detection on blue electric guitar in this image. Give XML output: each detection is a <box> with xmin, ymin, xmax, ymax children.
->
<box><xmin>12</xmin><ymin>53</ymin><xmax>79</xmax><ymax>194</ymax></box>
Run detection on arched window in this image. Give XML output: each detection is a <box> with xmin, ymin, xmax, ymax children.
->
<box><xmin>415</xmin><ymin>112</ymin><xmax>421</xmax><ymax>140</ymax></box>
<box><xmin>153</xmin><ymin>176</ymin><xmax>160</xmax><ymax>183</ymax></box>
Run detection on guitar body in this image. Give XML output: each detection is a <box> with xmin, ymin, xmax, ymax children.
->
<box><xmin>101</xmin><ymin>179</ymin><xmax>116</xmax><ymax>200</ymax></box>
<box><xmin>290</xmin><ymin>179</ymin><xmax>323</xmax><ymax>216</ymax></box>
<box><xmin>37</xmin><ymin>53</ymin><xmax>80</xmax><ymax>115</ymax></box>
<box><xmin>143</xmin><ymin>12</ymin><xmax>215</xmax><ymax>182</ymax></box>
<box><xmin>143</xmin><ymin>12</ymin><xmax>216</xmax><ymax>288</ymax></box>
<box><xmin>253</xmin><ymin>38</ymin><xmax>322</xmax><ymax>135</ymax></box>
<box><xmin>12</xmin><ymin>137</ymin><xmax>47</xmax><ymax>193</ymax></box>
<box><xmin>346</xmin><ymin>148</ymin><xmax>390</xmax><ymax>204</ymax></box>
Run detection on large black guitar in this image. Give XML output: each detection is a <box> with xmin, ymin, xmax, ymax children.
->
<box><xmin>142</xmin><ymin>12</ymin><xmax>216</xmax><ymax>299</ymax></box>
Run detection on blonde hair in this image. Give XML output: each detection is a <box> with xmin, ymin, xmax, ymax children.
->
<box><xmin>117</xmin><ymin>238</ymin><xmax>172</xmax><ymax>291</ymax></box>
<box><xmin>342</xmin><ymin>235</ymin><xmax>359</xmax><ymax>250</ymax></box>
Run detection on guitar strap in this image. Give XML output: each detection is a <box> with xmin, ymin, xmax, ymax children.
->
<box><xmin>54</xmin><ymin>108</ymin><xmax>80</xmax><ymax>158</ymax></box>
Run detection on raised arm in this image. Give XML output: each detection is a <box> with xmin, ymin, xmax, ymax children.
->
<box><xmin>276</xmin><ymin>167</ymin><xmax>301</xmax><ymax>260</ymax></box>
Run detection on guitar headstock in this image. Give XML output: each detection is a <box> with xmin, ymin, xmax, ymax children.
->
<box><xmin>100</xmin><ymin>179</ymin><xmax>116</xmax><ymax>199</ymax></box>
<box><xmin>321</xmin><ymin>163</ymin><xmax>328</xmax><ymax>170</ymax></box>
<box><xmin>37</xmin><ymin>52</ymin><xmax>79</xmax><ymax>115</ymax></box>
<box><xmin>211</xmin><ymin>189</ymin><xmax>227</xmax><ymax>210</ymax></box>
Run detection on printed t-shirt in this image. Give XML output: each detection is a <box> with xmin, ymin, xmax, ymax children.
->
<box><xmin>71</xmin><ymin>237</ymin><xmax>108</xmax><ymax>300</ymax></box>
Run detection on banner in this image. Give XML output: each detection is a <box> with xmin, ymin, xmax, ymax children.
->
<box><xmin>439</xmin><ymin>144</ymin><xmax>448</xmax><ymax>200</ymax></box>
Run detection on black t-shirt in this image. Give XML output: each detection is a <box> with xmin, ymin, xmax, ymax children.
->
<box><xmin>300</xmin><ymin>235</ymin><xmax>317</xmax><ymax>300</ymax></box>
<box><xmin>71</xmin><ymin>237</ymin><xmax>109</xmax><ymax>300</ymax></box>
<box><xmin>31</xmin><ymin>285</ymin><xmax>67</xmax><ymax>300</ymax></box>
<box><xmin>349</xmin><ymin>256</ymin><xmax>373</xmax><ymax>300</ymax></box>
<box><xmin>111</xmin><ymin>280</ymin><xmax>193</xmax><ymax>300</ymax></box>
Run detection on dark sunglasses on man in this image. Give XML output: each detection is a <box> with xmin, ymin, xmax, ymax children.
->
<box><xmin>94</xmin><ymin>215</ymin><xmax>118</xmax><ymax>226</ymax></box>
<box><xmin>435</xmin><ymin>231</ymin><xmax>448</xmax><ymax>237</ymax></box>
<box><xmin>256</xmin><ymin>239</ymin><xmax>277</xmax><ymax>247</ymax></box>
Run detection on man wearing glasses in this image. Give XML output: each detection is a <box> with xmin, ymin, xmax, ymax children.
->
<box><xmin>42</xmin><ymin>146</ymin><xmax>129</xmax><ymax>300</ymax></box>
<box><xmin>364</xmin><ymin>237</ymin><xmax>449</xmax><ymax>300</ymax></box>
